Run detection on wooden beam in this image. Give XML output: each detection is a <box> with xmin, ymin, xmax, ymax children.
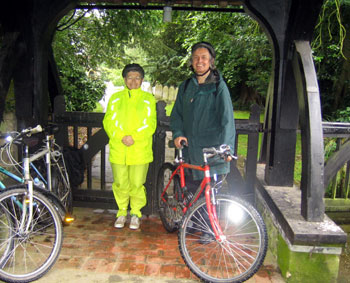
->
<box><xmin>293</xmin><ymin>40</ymin><xmax>325</xmax><ymax>222</ymax></box>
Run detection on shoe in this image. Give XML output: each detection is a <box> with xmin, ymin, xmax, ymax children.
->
<box><xmin>129</xmin><ymin>215</ymin><xmax>140</xmax><ymax>230</ymax></box>
<box><xmin>198</xmin><ymin>232</ymin><xmax>215</xmax><ymax>245</ymax></box>
<box><xmin>114</xmin><ymin>216</ymin><xmax>126</xmax><ymax>228</ymax></box>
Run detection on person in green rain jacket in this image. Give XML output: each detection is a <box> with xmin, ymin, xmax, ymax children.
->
<box><xmin>170</xmin><ymin>42</ymin><xmax>236</xmax><ymax>185</ymax></box>
<box><xmin>103</xmin><ymin>64</ymin><xmax>156</xmax><ymax>230</ymax></box>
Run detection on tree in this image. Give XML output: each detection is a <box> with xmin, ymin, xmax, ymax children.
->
<box><xmin>52</xmin><ymin>8</ymin><xmax>163</xmax><ymax>111</ymax></box>
<box><xmin>52</xmin><ymin>8</ymin><xmax>272</xmax><ymax>110</ymax></box>
<box><xmin>312</xmin><ymin>0</ymin><xmax>350</xmax><ymax>119</ymax></box>
<box><xmin>142</xmin><ymin>11</ymin><xmax>272</xmax><ymax>108</ymax></box>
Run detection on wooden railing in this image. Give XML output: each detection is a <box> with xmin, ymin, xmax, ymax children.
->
<box><xmin>323</xmin><ymin>122</ymin><xmax>350</xmax><ymax>200</ymax></box>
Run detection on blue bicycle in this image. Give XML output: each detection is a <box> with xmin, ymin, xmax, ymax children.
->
<box><xmin>0</xmin><ymin>124</ymin><xmax>72</xmax><ymax>216</ymax></box>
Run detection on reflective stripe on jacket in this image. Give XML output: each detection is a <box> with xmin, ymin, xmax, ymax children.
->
<box><xmin>103</xmin><ymin>87</ymin><xmax>157</xmax><ymax>165</ymax></box>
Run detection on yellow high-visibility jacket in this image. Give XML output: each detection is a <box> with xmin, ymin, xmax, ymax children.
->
<box><xmin>103</xmin><ymin>87</ymin><xmax>157</xmax><ymax>165</ymax></box>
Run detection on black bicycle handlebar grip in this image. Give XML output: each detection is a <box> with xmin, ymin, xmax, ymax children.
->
<box><xmin>168</xmin><ymin>139</ymin><xmax>187</xmax><ymax>148</ymax></box>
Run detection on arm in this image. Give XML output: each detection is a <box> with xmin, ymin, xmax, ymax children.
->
<box><xmin>170</xmin><ymin>82</ymin><xmax>186</xmax><ymax>143</ymax></box>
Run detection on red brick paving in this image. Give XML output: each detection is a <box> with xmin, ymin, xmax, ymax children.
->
<box><xmin>54</xmin><ymin>207</ymin><xmax>284</xmax><ymax>282</ymax></box>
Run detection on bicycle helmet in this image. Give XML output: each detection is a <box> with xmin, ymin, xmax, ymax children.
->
<box><xmin>191</xmin><ymin>41</ymin><xmax>216</xmax><ymax>59</ymax></box>
<box><xmin>122</xmin><ymin>63</ymin><xmax>145</xmax><ymax>78</ymax></box>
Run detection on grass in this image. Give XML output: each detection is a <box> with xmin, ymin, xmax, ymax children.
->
<box><xmin>235</xmin><ymin>110</ymin><xmax>302</xmax><ymax>185</ymax></box>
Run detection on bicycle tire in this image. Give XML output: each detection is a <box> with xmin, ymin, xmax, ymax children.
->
<box><xmin>0</xmin><ymin>203</ymin><xmax>15</xmax><ymax>268</ymax></box>
<box><xmin>157</xmin><ymin>163</ymin><xmax>183</xmax><ymax>232</ymax></box>
<box><xmin>51</xmin><ymin>158</ymin><xmax>73</xmax><ymax>215</ymax></box>
<box><xmin>178</xmin><ymin>194</ymin><xmax>268</xmax><ymax>283</ymax></box>
<box><xmin>0</xmin><ymin>186</ymin><xmax>63</xmax><ymax>283</ymax></box>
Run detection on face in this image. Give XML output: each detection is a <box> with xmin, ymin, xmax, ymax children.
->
<box><xmin>191</xmin><ymin>47</ymin><xmax>213</xmax><ymax>75</ymax></box>
<box><xmin>124</xmin><ymin>71</ymin><xmax>143</xmax><ymax>90</ymax></box>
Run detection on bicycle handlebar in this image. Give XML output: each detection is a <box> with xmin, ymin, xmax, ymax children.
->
<box><xmin>168</xmin><ymin>139</ymin><xmax>237</xmax><ymax>162</ymax></box>
<box><xmin>203</xmin><ymin>144</ymin><xmax>237</xmax><ymax>160</ymax></box>
<box><xmin>0</xmin><ymin>124</ymin><xmax>60</xmax><ymax>148</ymax></box>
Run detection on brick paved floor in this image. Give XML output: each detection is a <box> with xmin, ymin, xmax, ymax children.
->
<box><xmin>37</xmin><ymin>207</ymin><xmax>285</xmax><ymax>283</ymax></box>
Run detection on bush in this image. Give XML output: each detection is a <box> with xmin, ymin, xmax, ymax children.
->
<box><xmin>59</xmin><ymin>65</ymin><xmax>105</xmax><ymax>112</ymax></box>
<box><xmin>335</xmin><ymin>107</ymin><xmax>350</xmax><ymax>122</ymax></box>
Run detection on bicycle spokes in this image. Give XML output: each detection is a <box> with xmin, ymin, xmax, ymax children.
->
<box><xmin>179</xmin><ymin>196</ymin><xmax>268</xmax><ymax>282</ymax></box>
<box><xmin>157</xmin><ymin>163</ymin><xmax>184</xmax><ymax>232</ymax></box>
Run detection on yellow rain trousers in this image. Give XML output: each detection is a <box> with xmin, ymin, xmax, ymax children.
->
<box><xmin>111</xmin><ymin>163</ymin><xmax>149</xmax><ymax>218</ymax></box>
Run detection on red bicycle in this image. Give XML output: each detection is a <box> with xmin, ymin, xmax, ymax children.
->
<box><xmin>157</xmin><ymin>141</ymin><xmax>268</xmax><ymax>283</ymax></box>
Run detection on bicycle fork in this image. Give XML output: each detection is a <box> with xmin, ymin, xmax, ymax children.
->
<box><xmin>20</xmin><ymin>148</ymin><xmax>34</xmax><ymax>234</ymax></box>
<box><xmin>204</xmin><ymin>179</ymin><xmax>226</xmax><ymax>243</ymax></box>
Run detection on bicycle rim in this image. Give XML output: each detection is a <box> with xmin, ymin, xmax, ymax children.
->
<box><xmin>0</xmin><ymin>186</ymin><xmax>63</xmax><ymax>283</ymax></box>
<box><xmin>157</xmin><ymin>163</ymin><xmax>183</xmax><ymax>232</ymax></box>
<box><xmin>178</xmin><ymin>195</ymin><xmax>268</xmax><ymax>283</ymax></box>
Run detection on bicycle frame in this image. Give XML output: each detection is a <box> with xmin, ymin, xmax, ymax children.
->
<box><xmin>160</xmin><ymin>149</ymin><xmax>226</xmax><ymax>241</ymax></box>
<box><xmin>28</xmin><ymin>136</ymin><xmax>52</xmax><ymax>191</ymax></box>
<box><xmin>0</xmin><ymin>166</ymin><xmax>23</xmax><ymax>189</ymax></box>
<box><xmin>0</xmin><ymin>134</ymin><xmax>53</xmax><ymax>191</ymax></box>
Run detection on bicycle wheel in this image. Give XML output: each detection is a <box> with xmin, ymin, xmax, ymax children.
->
<box><xmin>178</xmin><ymin>194</ymin><xmax>268</xmax><ymax>283</ymax></box>
<box><xmin>51</xmin><ymin>158</ymin><xmax>73</xmax><ymax>214</ymax></box>
<box><xmin>0</xmin><ymin>186</ymin><xmax>63</xmax><ymax>283</ymax></box>
<box><xmin>157</xmin><ymin>163</ymin><xmax>183</xmax><ymax>232</ymax></box>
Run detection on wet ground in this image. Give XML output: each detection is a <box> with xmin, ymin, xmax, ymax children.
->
<box><xmin>36</xmin><ymin>207</ymin><xmax>285</xmax><ymax>283</ymax></box>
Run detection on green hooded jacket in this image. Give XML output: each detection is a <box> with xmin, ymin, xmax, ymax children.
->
<box><xmin>103</xmin><ymin>87</ymin><xmax>157</xmax><ymax>165</ymax></box>
<box><xmin>170</xmin><ymin>72</ymin><xmax>236</xmax><ymax>180</ymax></box>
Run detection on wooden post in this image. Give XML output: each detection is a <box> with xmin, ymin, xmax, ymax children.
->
<box><xmin>293</xmin><ymin>41</ymin><xmax>325</xmax><ymax>221</ymax></box>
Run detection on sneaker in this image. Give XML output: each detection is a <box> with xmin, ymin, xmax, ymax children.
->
<box><xmin>114</xmin><ymin>216</ymin><xmax>126</xmax><ymax>228</ymax></box>
<box><xmin>129</xmin><ymin>215</ymin><xmax>140</xmax><ymax>230</ymax></box>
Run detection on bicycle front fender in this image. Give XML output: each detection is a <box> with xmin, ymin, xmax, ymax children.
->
<box><xmin>33</xmin><ymin>187</ymin><xmax>67</xmax><ymax>220</ymax></box>
<box><xmin>0</xmin><ymin>185</ymin><xmax>67</xmax><ymax>220</ymax></box>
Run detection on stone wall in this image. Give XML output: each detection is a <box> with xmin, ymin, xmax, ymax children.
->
<box><xmin>256</xmin><ymin>164</ymin><xmax>346</xmax><ymax>282</ymax></box>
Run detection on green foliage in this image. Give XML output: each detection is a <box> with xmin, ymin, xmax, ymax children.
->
<box><xmin>143</xmin><ymin>11</ymin><xmax>272</xmax><ymax>106</ymax></box>
<box><xmin>312</xmin><ymin>0</ymin><xmax>350</xmax><ymax>119</ymax></box>
<box><xmin>52</xmin><ymin>9</ymin><xmax>162</xmax><ymax>111</ymax></box>
<box><xmin>324</xmin><ymin>137</ymin><xmax>350</xmax><ymax>199</ymax></box>
<box><xmin>58</xmin><ymin>63</ymin><xmax>105</xmax><ymax>112</ymax></box>
<box><xmin>52</xmin><ymin>5</ymin><xmax>349</xmax><ymax>116</ymax></box>
<box><xmin>334</xmin><ymin>107</ymin><xmax>350</xmax><ymax>122</ymax></box>
<box><xmin>101</xmin><ymin>66</ymin><xmax>124</xmax><ymax>87</ymax></box>
<box><xmin>53</xmin><ymin>9</ymin><xmax>272</xmax><ymax>110</ymax></box>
